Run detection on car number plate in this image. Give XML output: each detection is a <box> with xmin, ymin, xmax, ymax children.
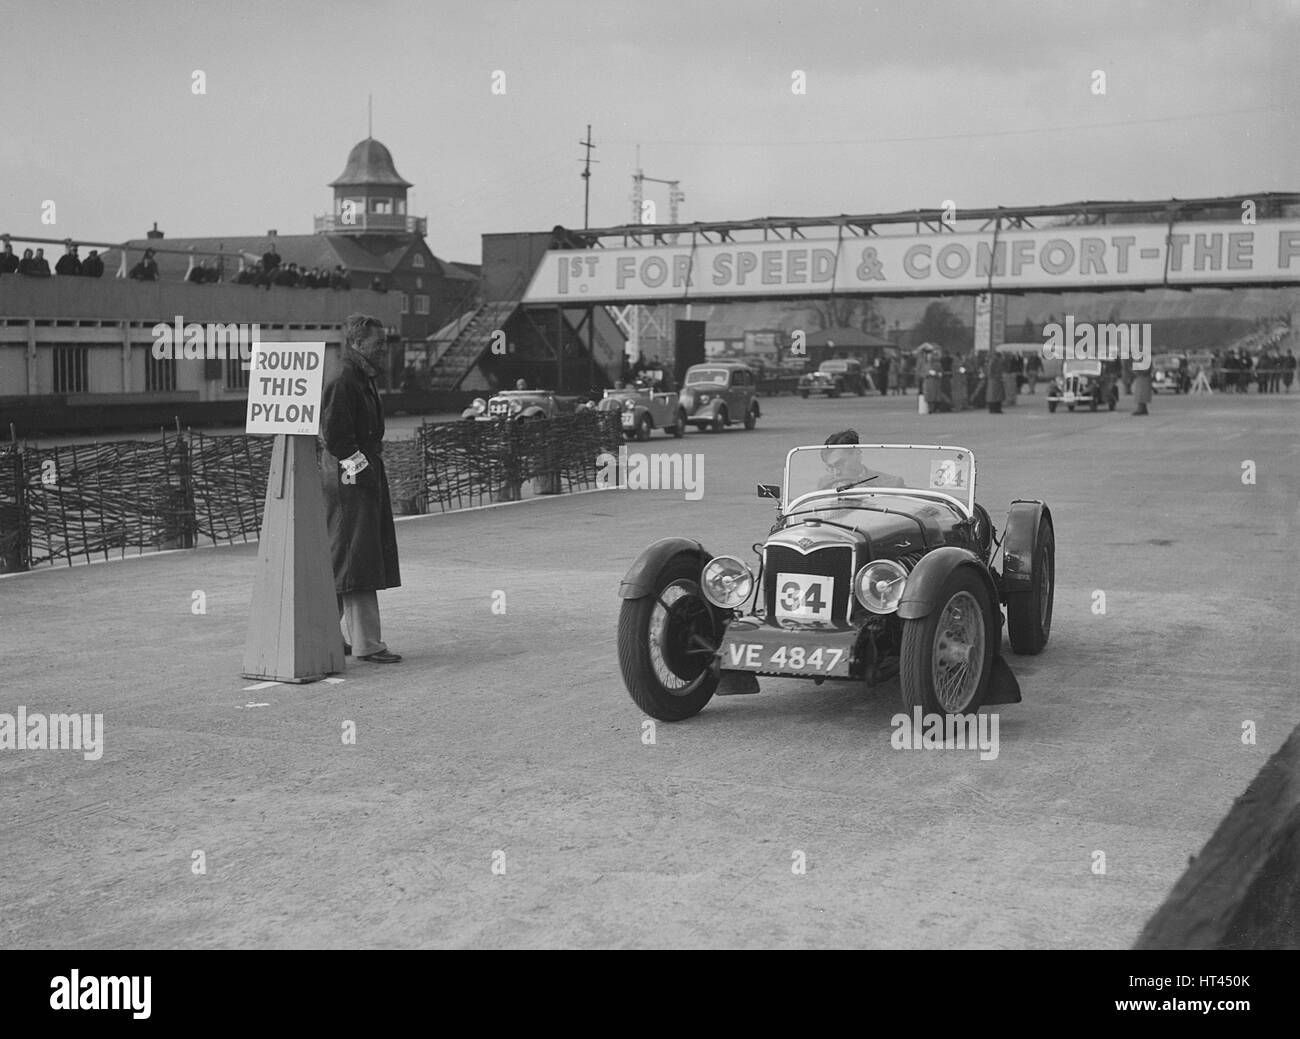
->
<box><xmin>621</xmin><ymin>412</ymin><xmax>636</xmax><ymax>427</ymax></box>
<box><xmin>775</xmin><ymin>573</ymin><xmax>835</xmax><ymax>623</ymax></box>
<box><xmin>724</xmin><ymin>641</ymin><xmax>850</xmax><ymax>676</ymax></box>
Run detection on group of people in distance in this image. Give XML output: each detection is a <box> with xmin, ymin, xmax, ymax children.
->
<box><xmin>0</xmin><ymin>241</ymin><xmax>106</xmax><ymax>278</ymax></box>
<box><xmin>1</xmin><ymin>238</ymin><xmax>371</xmax><ymax>293</ymax></box>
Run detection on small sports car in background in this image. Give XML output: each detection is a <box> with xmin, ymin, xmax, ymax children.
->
<box><xmin>596</xmin><ymin>379</ymin><xmax>687</xmax><ymax>440</ymax></box>
<box><xmin>679</xmin><ymin>362</ymin><xmax>761</xmax><ymax>432</ymax></box>
<box><xmin>616</xmin><ymin>443</ymin><xmax>1054</xmax><ymax>721</ymax></box>
<box><xmin>462</xmin><ymin>388</ymin><xmax>591</xmax><ymax>423</ymax></box>
<box><xmin>1046</xmin><ymin>359</ymin><xmax>1119</xmax><ymax>412</ymax></box>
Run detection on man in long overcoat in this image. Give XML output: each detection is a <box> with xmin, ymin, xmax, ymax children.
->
<box><xmin>320</xmin><ymin>314</ymin><xmax>402</xmax><ymax>663</ymax></box>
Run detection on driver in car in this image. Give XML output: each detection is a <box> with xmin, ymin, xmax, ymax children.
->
<box><xmin>817</xmin><ymin>429</ymin><xmax>905</xmax><ymax>489</ymax></box>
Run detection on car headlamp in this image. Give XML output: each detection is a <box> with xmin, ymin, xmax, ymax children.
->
<box><xmin>701</xmin><ymin>555</ymin><xmax>754</xmax><ymax>610</ymax></box>
<box><xmin>509</xmin><ymin>400</ymin><xmax>522</xmax><ymax>414</ymax></box>
<box><xmin>470</xmin><ymin>398</ymin><xmax>486</xmax><ymax>413</ymax></box>
<box><xmin>854</xmin><ymin>559</ymin><xmax>908</xmax><ymax>614</ymax></box>
<box><xmin>624</xmin><ymin>399</ymin><xmax>637</xmax><ymax>411</ymax></box>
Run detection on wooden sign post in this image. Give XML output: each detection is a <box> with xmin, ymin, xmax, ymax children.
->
<box><xmin>241</xmin><ymin>342</ymin><xmax>344</xmax><ymax>682</ymax></box>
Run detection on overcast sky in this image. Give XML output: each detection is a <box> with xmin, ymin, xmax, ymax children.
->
<box><xmin>2</xmin><ymin>0</ymin><xmax>1297</xmax><ymax>264</ymax></box>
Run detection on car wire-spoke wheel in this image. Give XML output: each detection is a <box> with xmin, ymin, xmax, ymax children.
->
<box><xmin>930</xmin><ymin>591</ymin><xmax>985</xmax><ymax>712</ymax></box>
<box><xmin>900</xmin><ymin>567</ymin><xmax>994</xmax><ymax>716</ymax></box>
<box><xmin>648</xmin><ymin>581</ymin><xmax>716</xmax><ymax>693</ymax></box>
<box><xmin>618</xmin><ymin>555</ymin><xmax>722</xmax><ymax>721</ymax></box>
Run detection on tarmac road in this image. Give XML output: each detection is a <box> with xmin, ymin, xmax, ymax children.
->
<box><xmin>1</xmin><ymin>390</ymin><xmax>1297</xmax><ymax>948</ymax></box>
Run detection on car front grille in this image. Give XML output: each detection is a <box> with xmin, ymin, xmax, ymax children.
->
<box><xmin>764</xmin><ymin>544</ymin><xmax>855</xmax><ymax>626</ymax></box>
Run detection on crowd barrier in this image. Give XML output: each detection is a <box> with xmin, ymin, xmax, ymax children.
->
<box><xmin>0</xmin><ymin>411</ymin><xmax>622</xmax><ymax>572</ymax></box>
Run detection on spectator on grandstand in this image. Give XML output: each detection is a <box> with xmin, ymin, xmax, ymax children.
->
<box><xmin>274</xmin><ymin>263</ymin><xmax>301</xmax><ymax>288</ymax></box>
<box><xmin>262</xmin><ymin>243</ymin><xmax>281</xmax><ymax>274</ymax></box>
<box><xmin>17</xmin><ymin>248</ymin><xmax>37</xmax><ymax>276</ymax></box>
<box><xmin>0</xmin><ymin>242</ymin><xmax>18</xmax><ymax>275</ymax></box>
<box><xmin>55</xmin><ymin>242</ymin><xmax>82</xmax><ymax>276</ymax></box>
<box><xmin>31</xmin><ymin>248</ymin><xmax>52</xmax><ymax>277</ymax></box>
<box><xmin>187</xmin><ymin>260</ymin><xmax>209</xmax><ymax>284</ymax></box>
<box><xmin>81</xmin><ymin>250</ymin><xmax>104</xmax><ymax>278</ymax></box>
<box><xmin>129</xmin><ymin>248</ymin><xmax>159</xmax><ymax>281</ymax></box>
<box><xmin>330</xmin><ymin>265</ymin><xmax>352</xmax><ymax>290</ymax></box>
<box><xmin>1283</xmin><ymin>349</ymin><xmax>1296</xmax><ymax>393</ymax></box>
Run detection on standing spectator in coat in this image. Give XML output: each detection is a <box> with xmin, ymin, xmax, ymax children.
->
<box><xmin>17</xmin><ymin>248</ymin><xmax>37</xmax><ymax>275</ymax></box>
<box><xmin>1282</xmin><ymin>348</ymin><xmax>1296</xmax><ymax>393</ymax></box>
<box><xmin>261</xmin><ymin>242</ymin><xmax>281</xmax><ymax>274</ymax></box>
<box><xmin>129</xmin><ymin>248</ymin><xmax>159</xmax><ymax>281</ymax></box>
<box><xmin>875</xmin><ymin>353</ymin><xmax>891</xmax><ymax>397</ymax></box>
<box><xmin>55</xmin><ymin>243</ymin><xmax>82</xmax><ymax>276</ymax></box>
<box><xmin>986</xmin><ymin>350</ymin><xmax>1005</xmax><ymax>413</ymax></box>
<box><xmin>319</xmin><ymin>314</ymin><xmax>402</xmax><ymax>664</ymax></box>
<box><xmin>1025</xmin><ymin>352</ymin><xmax>1042</xmax><ymax>393</ymax></box>
<box><xmin>0</xmin><ymin>242</ymin><xmax>18</xmax><ymax>275</ymax></box>
<box><xmin>31</xmin><ymin>248</ymin><xmax>52</xmax><ymax>277</ymax></box>
<box><xmin>81</xmin><ymin>250</ymin><xmax>104</xmax><ymax>277</ymax></box>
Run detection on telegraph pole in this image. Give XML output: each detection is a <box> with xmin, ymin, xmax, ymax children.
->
<box><xmin>579</xmin><ymin>125</ymin><xmax>598</xmax><ymax>229</ymax></box>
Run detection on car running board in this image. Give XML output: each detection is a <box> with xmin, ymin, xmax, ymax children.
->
<box><xmin>984</xmin><ymin>655</ymin><xmax>1023</xmax><ymax>704</ymax></box>
<box><xmin>716</xmin><ymin>670</ymin><xmax>761</xmax><ymax>696</ymax></box>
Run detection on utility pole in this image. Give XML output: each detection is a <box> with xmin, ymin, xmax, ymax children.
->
<box><xmin>578</xmin><ymin>125</ymin><xmax>598</xmax><ymax>229</ymax></box>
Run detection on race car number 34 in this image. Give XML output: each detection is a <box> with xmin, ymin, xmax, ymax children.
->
<box><xmin>775</xmin><ymin>573</ymin><xmax>834</xmax><ymax>622</ymax></box>
<box><xmin>726</xmin><ymin>643</ymin><xmax>846</xmax><ymax>673</ymax></box>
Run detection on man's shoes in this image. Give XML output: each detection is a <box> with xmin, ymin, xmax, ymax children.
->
<box><xmin>1132</xmin><ymin>405</ymin><xmax>1149</xmax><ymax>416</ymax></box>
<box><xmin>358</xmin><ymin>651</ymin><xmax>402</xmax><ymax>663</ymax></box>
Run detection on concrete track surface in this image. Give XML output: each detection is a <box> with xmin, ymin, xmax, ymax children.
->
<box><xmin>1</xmin><ymin>391</ymin><xmax>1297</xmax><ymax>948</ymax></box>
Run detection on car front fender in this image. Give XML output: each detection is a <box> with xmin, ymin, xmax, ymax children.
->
<box><xmin>618</xmin><ymin>537</ymin><xmax>713</xmax><ymax>599</ymax></box>
<box><xmin>1001</xmin><ymin>500</ymin><xmax>1052</xmax><ymax>591</ymax></box>
<box><xmin>896</xmin><ymin>546</ymin><xmax>1000</xmax><ymax>621</ymax></box>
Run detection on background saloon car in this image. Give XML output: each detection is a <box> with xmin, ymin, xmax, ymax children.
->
<box><xmin>799</xmin><ymin>358</ymin><xmax>867</xmax><ymax>397</ymax></box>
<box><xmin>678</xmin><ymin>363</ymin><xmax>761</xmax><ymax>432</ymax></box>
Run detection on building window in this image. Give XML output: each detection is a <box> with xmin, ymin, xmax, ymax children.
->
<box><xmin>53</xmin><ymin>346</ymin><xmax>88</xmax><ymax>393</ymax></box>
<box><xmin>370</xmin><ymin>197</ymin><xmax>393</xmax><ymax>214</ymax></box>
<box><xmin>401</xmin><ymin>293</ymin><xmax>410</xmax><ymax>315</ymax></box>
<box><xmin>146</xmin><ymin>351</ymin><xmax>176</xmax><ymax>392</ymax></box>
<box><xmin>415</xmin><ymin>276</ymin><xmax>423</xmax><ymax>290</ymax></box>
<box><xmin>225</xmin><ymin>355</ymin><xmax>250</xmax><ymax>391</ymax></box>
<box><xmin>415</xmin><ymin>295</ymin><xmax>429</xmax><ymax>315</ymax></box>
<box><xmin>412</xmin><ymin>254</ymin><xmax>425</xmax><ymax>268</ymax></box>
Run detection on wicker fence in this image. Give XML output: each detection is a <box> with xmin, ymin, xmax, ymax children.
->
<box><xmin>0</xmin><ymin>412</ymin><xmax>622</xmax><ymax>572</ymax></box>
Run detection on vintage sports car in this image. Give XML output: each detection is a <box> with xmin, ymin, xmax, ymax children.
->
<box><xmin>596</xmin><ymin>378</ymin><xmax>688</xmax><ymax>440</ymax></box>
<box><xmin>462</xmin><ymin>388</ymin><xmax>591</xmax><ymax>422</ymax></box>
<box><xmin>1046</xmin><ymin>359</ymin><xmax>1119</xmax><ymax>413</ymax></box>
<box><xmin>799</xmin><ymin>358</ymin><xmax>868</xmax><ymax>398</ymax></box>
<box><xmin>617</xmin><ymin>443</ymin><xmax>1054</xmax><ymax>721</ymax></box>
<box><xmin>678</xmin><ymin>362</ymin><xmax>761</xmax><ymax>432</ymax></box>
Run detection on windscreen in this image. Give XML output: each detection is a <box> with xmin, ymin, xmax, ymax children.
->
<box><xmin>784</xmin><ymin>444</ymin><xmax>975</xmax><ymax>511</ymax></box>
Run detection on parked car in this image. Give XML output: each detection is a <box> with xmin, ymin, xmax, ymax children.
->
<box><xmin>1046</xmin><ymin>359</ymin><xmax>1120</xmax><ymax>412</ymax></box>
<box><xmin>597</xmin><ymin>377</ymin><xmax>688</xmax><ymax>440</ymax></box>
<box><xmin>678</xmin><ymin>362</ymin><xmax>761</xmax><ymax>432</ymax></box>
<box><xmin>616</xmin><ymin>442</ymin><xmax>1055</xmax><ymax>721</ymax></box>
<box><xmin>799</xmin><ymin>358</ymin><xmax>868</xmax><ymax>398</ymax></box>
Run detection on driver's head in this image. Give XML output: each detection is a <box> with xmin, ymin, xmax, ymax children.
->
<box><xmin>820</xmin><ymin>429</ymin><xmax>862</xmax><ymax>472</ymax></box>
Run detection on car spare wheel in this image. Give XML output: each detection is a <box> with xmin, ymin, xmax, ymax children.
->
<box><xmin>617</xmin><ymin>554</ymin><xmax>722</xmax><ymax>721</ymax></box>
<box><xmin>900</xmin><ymin>567</ymin><xmax>994</xmax><ymax>715</ymax></box>
<box><xmin>1006</xmin><ymin>514</ymin><xmax>1054</xmax><ymax>655</ymax></box>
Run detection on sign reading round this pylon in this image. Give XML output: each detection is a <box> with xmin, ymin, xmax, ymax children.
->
<box><xmin>245</xmin><ymin>342</ymin><xmax>327</xmax><ymax>435</ymax></box>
